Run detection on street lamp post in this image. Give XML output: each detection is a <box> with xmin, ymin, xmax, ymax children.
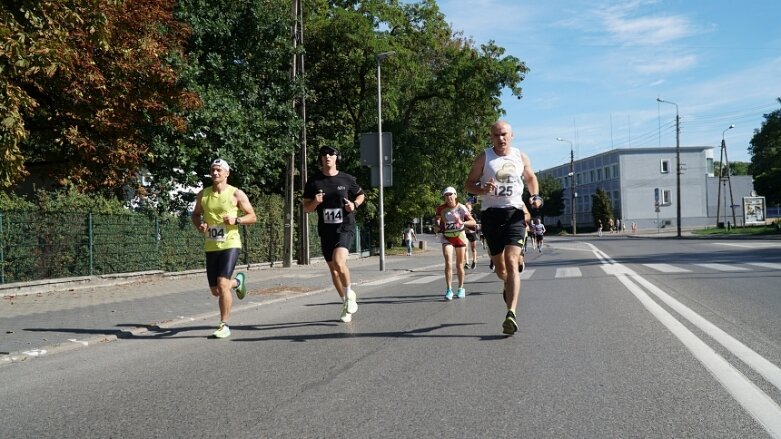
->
<box><xmin>556</xmin><ymin>137</ymin><xmax>576</xmax><ymax>235</ymax></box>
<box><xmin>376</xmin><ymin>51</ymin><xmax>395</xmax><ymax>271</ymax></box>
<box><xmin>657</xmin><ymin>98</ymin><xmax>682</xmax><ymax>238</ymax></box>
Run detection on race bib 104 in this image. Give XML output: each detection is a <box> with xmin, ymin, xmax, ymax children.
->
<box><xmin>206</xmin><ymin>225</ymin><xmax>226</xmax><ymax>241</ymax></box>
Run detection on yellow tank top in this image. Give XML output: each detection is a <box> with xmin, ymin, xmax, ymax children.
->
<box><xmin>201</xmin><ymin>185</ymin><xmax>242</xmax><ymax>252</ymax></box>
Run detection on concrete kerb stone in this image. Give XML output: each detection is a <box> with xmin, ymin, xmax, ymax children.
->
<box><xmin>0</xmin><ymin>257</ymin><xmax>443</xmax><ymax>367</ymax></box>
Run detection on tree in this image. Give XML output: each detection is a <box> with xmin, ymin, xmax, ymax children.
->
<box><xmin>168</xmin><ymin>0</ymin><xmax>300</xmax><ymax>195</ymax></box>
<box><xmin>534</xmin><ymin>174</ymin><xmax>564</xmax><ymax>221</ymax></box>
<box><xmin>749</xmin><ymin>99</ymin><xmax>781</xmax><ymax>205</ymax></box>
<box><xmin>714</xmin><ymin>160</ymin><xmax>750</xmax><ymax>177</ymax></box>
<box><xmin>3</xmin><ymin>0</ymin><xmax>199</xmax><ymax>194</ymax></box>
<box><xmin>304</xmin><ymin>0</ymin><xmax>528</xmax><ymax>235</ymax></box>
<box><xmin>591</xmin><ymin>187</ymin><xmax>613</xmax><ymax>228</ymax></box>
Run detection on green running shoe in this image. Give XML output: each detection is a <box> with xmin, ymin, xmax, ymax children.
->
<box><xmin>502</xmin><ymin>311</ymin><xmax>518</xmax><ymax>335</ymax></box>
<box><xmin>235</xmin><ymin>272</ymin><xmax>247</xmax><ymax>300</ymax></box>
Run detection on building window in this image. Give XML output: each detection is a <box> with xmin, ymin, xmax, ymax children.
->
<box><xmin>604</xmin><ymin>167</ymin><xmax>611</xmax><ymax>179</ymax></box>
<box><xmin>590</xmin><ymin>170</ymin><xmax>596</xmax><ymax>183</ymax></box>
<box><xmin>597</xmin><ymin>168</ymin><xmax>603</xmax><ymax>181</ymax></box>
<box><xmin>660</xmin><ymin>160</ymin><xmax>670</xmax><ymax>173</ymax></box>
<box><xmin>613</xmin><ymin>165</ymin><xmax>619</xmax><ymax>178</ymax></box>
<box><xmin>661</xmin><ymin>189</ymin><xmax>672</xmax><ymax>205</ymax></box>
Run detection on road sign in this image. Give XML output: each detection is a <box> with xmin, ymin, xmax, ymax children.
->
<box><xmin>359</xmin><ymin>132</ymin><xmax>393</xmax><ymax>167</ymax></box>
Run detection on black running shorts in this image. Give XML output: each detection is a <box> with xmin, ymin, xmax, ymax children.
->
<box><xmin>205</xmin><ymin>248</ymin><xmax>240</xmax><ymax>287</ymax></box>
<box><xmin>320</xmin><ymin>231</ymin><xmax>354</xmax><ymax>262</ymax></box>
<box><xmin>480</xmin><ymin>207</ymin><xmax>527</xmax><ymax>257</ymax></box>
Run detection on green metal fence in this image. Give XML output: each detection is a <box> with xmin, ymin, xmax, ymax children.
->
<box><xmin>0</xmin><ymin>210</ymin><xmax>293</xmax><ymax>284</ymax></box>
<box><xmin>0</xmin><ymin>210</ymin><xmax>376</xmax><ymax>284</ymax></box>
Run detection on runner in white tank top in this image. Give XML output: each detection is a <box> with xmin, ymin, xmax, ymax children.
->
<box><xmin>464</xmin><ymin>121</ymin><xmax>543</xmax><ymax>336</ymax></box>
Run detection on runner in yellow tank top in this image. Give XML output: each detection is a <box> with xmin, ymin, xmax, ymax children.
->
<box><xmin>191</xmin><ymin>159</ymin><xmax>257</xmax><ymax>338</ymax></box>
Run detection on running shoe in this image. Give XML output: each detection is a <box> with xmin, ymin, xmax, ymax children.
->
<box><xmin>345</xmin><ymin>289</ymin><xmax>358</xmax><ymax>314</ymax></box>
<box><xmin>464</xmin><ymin>263</ymin><xmax>469</xmax><ymax>270</ymax></box>
<box><xmin>456</xmin><ymin>287</ymin><xmax>466</xmax><ymax>299</ymax></box>
<box><xmin>470</xmin><ymin>260</ymin><xmax>476</xmax><ymax>270</ymax></box>
<box><xmin>444</xmin><ymin>288</ymin><xmax>454</xmax><ymax>300</ymax></box>
<box><xmin>340</xmin><ymin>302</ymin><xmax>352</xmax><ymax>323</ymax></box>
<box><xmin>234</xmin><ymin>272</ymin><xmax>247</xmax><ymax>300</ymax></box>
<box><xmin>502</xmin><ymin>311</ymin><xmax>518</xmax><ymax>335</ymax></box>
<box><xmin>518</xmin><ymin>260</ymin><xmax>525</xmax><ymax>273</ymax></box>
<box><xmin>489</xmin><ymin>260</ymin><xmax>494</xmax><ymax>271</ymax></box>
<box><xmin>213</xmin><ymin>322</ymin><xmax>231</xmax><ymax>338</ymax></box>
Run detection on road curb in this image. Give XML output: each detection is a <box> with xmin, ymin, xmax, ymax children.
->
<box><xmin>0</xmin><ymin>261</ymin><xmax>443</xmax><ymax>367</ymax></box>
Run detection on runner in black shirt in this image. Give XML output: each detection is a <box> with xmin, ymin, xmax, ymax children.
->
<box><xmin>303</xmin><ymin>146</ymin><xmax>365</xmax><ymax>323</ymax></box>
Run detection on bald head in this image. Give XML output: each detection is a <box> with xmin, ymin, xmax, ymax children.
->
<box><xmin>490</xmin><ymin>120</ymin><xmax>513</xmax><ymax>150</ymax></box>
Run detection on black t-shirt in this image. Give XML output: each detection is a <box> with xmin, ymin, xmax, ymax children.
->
<box><xmin>303</xmin><ymin>171</ymin><xmax>364</xmax><ymax>235</ymax></box>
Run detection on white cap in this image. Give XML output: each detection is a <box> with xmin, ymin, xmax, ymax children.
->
<box><xmin>211</xmin><ymin>159</ymin><xmax>230</xmax><ymax>172</ymax></box>
<box><xmin>442</xmin><ymin>186</ymin><xmax>457</xmax><ymax>196</ymax></box>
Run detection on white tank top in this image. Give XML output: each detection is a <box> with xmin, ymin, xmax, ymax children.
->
<box><xmin>480</xmin><ymin>147</ymin><xmax>526</xmax><ymax>210</ymax></box>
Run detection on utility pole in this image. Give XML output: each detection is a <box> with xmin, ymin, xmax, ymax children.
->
<box><xmin>657</xmin><ymin>98</ymin><xmax>682</xmax><ymax>238</ymax></box>
<box><xmin>376</xmin><ymin>51</ymin><xmax>395</xmax><ymax>271</ymax></box>
<box><xmin>716</xmin><ymin>125</ymin><xmax>736</xmax><ymax>228</ymax></box>
<box><xmin>294</xmin><ymin>0</ymin><xmax>309</xmax><ymax>264</ymax></box>
<box><xmin>556</xmin><ymin>137</ymin><xmax>576</xmax><ymax>235</ymax></box>
<box><xmin>284</xmin><ymin>0</ymin><xmax>303</xmax><ymax>267</ymax></box>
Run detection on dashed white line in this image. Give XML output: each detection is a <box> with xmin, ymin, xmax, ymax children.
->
<box><xmin>695</xmin><ymin>263</ymin><xmax>750</xmax><ymax>272</ymax></box>
<box><xmin>643</xmin><ymin>263</ymin><xmax>691</xmax><ymax>273</ymax></box>
<box><xmin>555</xmin><ymin>267</ymin><xmax>582</xmax><ymax>278</ymax></box>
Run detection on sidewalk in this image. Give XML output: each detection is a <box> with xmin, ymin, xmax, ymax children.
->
<box><xmin>1</xmin><ymin>243</ymin><xmax>444</xmax><ymax>366</ymax></box>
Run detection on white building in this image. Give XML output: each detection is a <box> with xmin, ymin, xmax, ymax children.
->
<box><xmin>537</xmin><ymin>146</ymin><xmax>755</xmax><ymax>231</ymax></box>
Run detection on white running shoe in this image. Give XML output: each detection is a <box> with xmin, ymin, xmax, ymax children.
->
<box><xmin>213</xmin><ymin>322</ymin><xmax>231</xmax><ymax>338</ymax></box>
<box><xmin>345</xmin><ymin>289</ymin><xmax>358</xmax><ymax>314</ymax></box>
<box><xmin>340</xmin><ymin>302</ymin><xmax>352</xmax><ymax>323</ymax></box>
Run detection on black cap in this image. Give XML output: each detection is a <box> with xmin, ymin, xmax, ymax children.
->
<box><xmin>318</xmin><ymin>146</ymin><xmax>339</xmax><ymax>156</ymax></box>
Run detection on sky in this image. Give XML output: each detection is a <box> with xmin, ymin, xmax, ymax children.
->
<box><xmin>434</xmin><ymin>0</ymin><xmax>781</xmax><ymax>171</ymax></box>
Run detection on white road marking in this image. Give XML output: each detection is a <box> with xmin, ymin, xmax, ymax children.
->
<box><xmin>746</xmin><ymin>262</ymin><xmax>781</xmax><ymax>270</ymax></box>
<box><xmin>714</xmin><ymin>242</ymin><xmax>781</xmax><ymax>249</ymax></box>
<box><xmin>643</xmin><ymin>263</ymin><xmax>691</xmax><ymax>273</ymax></box>
<box><xmin>404</xmin><ymin>275</ymin><xmax>441</xmax><ymax>284</ymax></box>
<box><xmin>22</xmin><ymin>349</ymin><xmax>47</xmax><ymax>357</ymax></box>
<box><xmin>363</xmin><ymin>276</ymin><xmax>407</xmax><ymax>286</ymax></box>
<box><xmin>695</xmin><ymin>263</ymin><xmax>750</xmax><ymax>272</ymax></box>
<box><xmin>587</xmin><ymin>243</ymin><xmax>781</xmax><ymax>438</ymax></box>
<box><xmin>555</xmin><ymin>267</ymin><xmax>582</xmax><ymax>278</ymax></box>
<box><xmin>68</xmin><ymin>339</ymin><xmax>89</xmax><ymax>346</ymax></box>
<box><xmin>466</xmin><ymin>272</ymin><xmax>493</xmax><ymax>282</ymax></box>
<box><xmin>521</xmin><ymin>269</ymin><xmax>535</xmax><ymax>280</ymax></box>
<box><xmin>617</xmin><ymin>273</ymin><xmax>781</xmax><ymax>438</ymax></box>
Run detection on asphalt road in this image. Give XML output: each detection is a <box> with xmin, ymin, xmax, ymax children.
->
<box><xmin>1</xmin><ymin>234</ymin><xmax>780</xmax><ymax>438</ymax></box>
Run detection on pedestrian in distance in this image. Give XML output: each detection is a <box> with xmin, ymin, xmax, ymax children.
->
<box><xmin>303</xmin><ymin>146</ymin><xmax>366</xmax><ymax>323</ymax></box>
<box><xmin>597</xmin><ymin>219</ymin><xmax>603</xmax><ymax>237</ymax></box>
<box><xmin>465</xmin><ymin>120</ymin><xmax>542</xmax><ymax>335</ymax></box>
<box><xmin>191</xmin><ymin>159</ymin><xmax>257</xmax><ymax>339</ymax></box>
<box><xmin>402</xmin><ymin>222</ymin><xmax>417</xmax><ymax>256</ymax></box>
<box><xmin>434</xmin><ymin>186</ymin><xmax>476</xmax><ymax>300</ymax></box>
<box><xmin>532</xmin><ymin>218</ymin><xmax>546</xmax><ymax>252</ymax></box>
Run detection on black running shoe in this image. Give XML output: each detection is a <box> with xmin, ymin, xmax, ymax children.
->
<box><xmin>502</xmin><ymin>310</ymin><xmax>518</xmax><ymax>335</ymax></box>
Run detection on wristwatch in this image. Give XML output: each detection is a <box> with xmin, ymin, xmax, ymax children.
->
<box><xmin>236</xmin><ymin>217</ymin><xmax>242</xmax><ymax>225</ymax></box>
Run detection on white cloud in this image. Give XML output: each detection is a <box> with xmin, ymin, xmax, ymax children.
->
<box><xmin>596</xmin><ymin>1</ymin><xmax>700</xmax><ymax>46</ymax></box>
